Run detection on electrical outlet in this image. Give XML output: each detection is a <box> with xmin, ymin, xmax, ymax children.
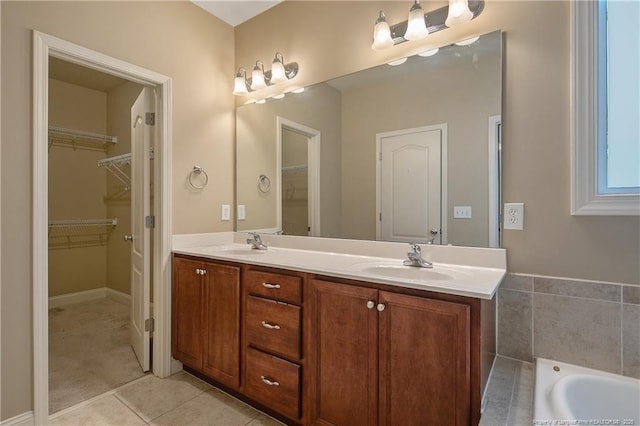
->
<box><xmin>237</xmin><ymin>205</ymin><xmax>246</xmax><ymax>221</ymax></box>
<box><xmin>221</xmin><ymin>204</ymin><xmax>231</xmax><ymax>221</ymax></box>
<box><xmin>453</xmin><ymin>206</ymin><xmax>472</xmax><ymax>219</ymax></box>
<box><xmin>503</xmin><ymin>203</ymin><xmax>524</xmax><ymax>230</ymax></box>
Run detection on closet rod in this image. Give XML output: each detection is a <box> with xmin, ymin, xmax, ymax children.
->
<box><xmin>48</xmin><ymin>218</ymin><xmax>118</xmax><ymax>228</ymax></box>
<box><xmin>49</xmin><ymin>126</ymin><xmax>118</xmax><ymax>144</ymax></box>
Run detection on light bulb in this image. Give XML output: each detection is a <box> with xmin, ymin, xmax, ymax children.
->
<box><xmin>250</xmin><ymin>61</ymin><xmax>267</xmax><ymax>90</ymax></box>
<box><xmin>445</xmin><ymin>0</ymin><xmax>473</xmax><ymax>28</ymax></box>
<box><xmin>271</xmin><ymin>53</ymin><xmax>286</xmax><ymax>84</ymax></box>
<box><xmin>404</xmin><ymin>1</ymin><xmax>429</xmax><ymax>41</ymax></box>
<box><xmin>372</xmin><ymin>11</ymin><xmax>393</xmax><ymax>50</ymax></box>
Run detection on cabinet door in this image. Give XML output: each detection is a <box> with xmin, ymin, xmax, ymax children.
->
<box><xmin>309</xmin><ymin>279</ymin><xmax>378</xmax><ymax>426</ymax></box>
<box><xmin>378</xmin><ymin>291</ymin><xmax>470</xmax><ymax>426</ymax></box>
<box><xmin>202</xmin><ymin>262</ymin><xmax>241</xmax><ymax>389</ymax></box>
<box><xmin>172</xmin><ymin>257</ymin><xmax>204</xmax><ymax>369</ymax></box>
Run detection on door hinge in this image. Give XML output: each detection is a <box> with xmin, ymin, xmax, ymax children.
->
<box><xmin>379</xmin><ymin>152</ymin><xmax>382</xmax><ymax>161</ymax></box>
<box><xmin>145</xmin><ymin>215</ymin><xmax>155</xmax><ymax>228</ymax></box>
<box><xmin>149</xmin><ymin>146</ymin><xmax>155</xmax><ymax>160</ymax></box>
<box><xmin>145</xmin><ymin>112</ymin><xmax>155</xmax><ymax>126</ymax></box>
<box><xmin>379</xmin><ymin>212</ymin><xmax>382</xmax><ymax>221</ymax></box>
<box><xmin>145</xmin><ymin>318</ymin><xmax>154</xmax><ymax>332</ymax></box>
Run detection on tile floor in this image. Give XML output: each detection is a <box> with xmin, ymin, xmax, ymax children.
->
<box><xmin>49</xmin><ymin>371</ymin><xmax>284</xmax><ymax>426</ymax></box>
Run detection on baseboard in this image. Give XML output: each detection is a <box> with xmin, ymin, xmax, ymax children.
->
<box><xmin>48</xmin><ymin>288</ymin><xmax>107</xmax><ymax>308</ymax></box>
<box><xmin>106</xmin><ymin>287</ymin><xmax>131</xmax><ymax>306</ymax></box>
<box><xmin>0</xmin><ymin>411</ymin><xmax>34</xmax><ymax>426</ymax></box>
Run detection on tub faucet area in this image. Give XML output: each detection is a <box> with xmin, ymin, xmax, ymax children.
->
<box><xmin>247</xmin><ymin>232</ymin><xmax>268</xmax><ymax>250</ymax></box>
<box><xmin>403</xmin><ymin>243</ymin><xmax>432</xmax><ymax>268</ymax></box>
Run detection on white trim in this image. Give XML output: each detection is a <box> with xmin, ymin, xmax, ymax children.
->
<box><xmin>106</xmin><ymin>288</ymin><xmax>131</xmax><ymax>306</ymax></box>
<box><xmin>0</xmin><ymin>412</ymin><xmax>34</xmax><ymax>426</ymax></box>
<box><xmin>571</xmin><ymin>1</ymin><xmax>640</xmax><ymax>215</ymax></box>
<box><xmin>488</xmin><ymin>115</ymin><xmax>501</xmax><ymax>248</ymax></box>
<box><xmin>33</xmin><ymin>31</ymin><xmax>173</xmax><ymax>425</ymax></box>
<box><xmin>375</xmin><ymin>124</ymin><xmax>448</xmax><ymax>244</ymax></box>
<box><xmin>48</xmin><ymin>288</ymin><xmax>108</xmax><ymax>309</ymax></box>
<box><xmin>276</xmin><ymin>117</ymin><xmax>321</xmax><ymax>236</ymax></box>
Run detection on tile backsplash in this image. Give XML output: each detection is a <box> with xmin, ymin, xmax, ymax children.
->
<box><xmin>498</xmin><ymin>273</ymin><xmax>640</xmax><ymax>378</ymax></box>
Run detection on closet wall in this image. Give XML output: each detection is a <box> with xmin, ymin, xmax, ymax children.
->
<box><xmin>49</xmin><ymin>77</ymin><xmax>139</xmax><ymax>299</ymax></box>
<box><xmin>48</xmin><ymin>79</ymin><xmax>109</xmax><ymax>297</ymax></box>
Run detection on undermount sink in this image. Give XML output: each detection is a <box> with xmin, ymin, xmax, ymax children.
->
<box><xmin>354</xmin><ymin>262</ymin><xmax>470</xmax><ymax>281</ymax></box>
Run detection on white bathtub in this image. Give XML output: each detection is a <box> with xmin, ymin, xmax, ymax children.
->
<box><xmin>534</xmin><ymin>358</ymin><xmax>640</xmax><ymax>425</ymax></box>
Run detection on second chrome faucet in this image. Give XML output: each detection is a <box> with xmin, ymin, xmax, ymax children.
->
<box><xmin>247</xmin><ymin>232</ymin><xmax>268</xmax><ymax>250</ymax></box>
<box><xmin>403</xmin><ymin>243</ymin><xmax>432</xmax><ymax>268</ymax></box>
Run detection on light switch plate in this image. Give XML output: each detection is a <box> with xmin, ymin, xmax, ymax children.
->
<box><xmin>504</xmin><ymin>203</ymin><xmax>524</xmax><ymax>230</ymax></box>
<box><xmin>453</xmin><ymin>206</ymin><xmax>472</xmax><ymax>219</ymax></box>
<box><xmin>221</xmin><ymin>204</ymin><xmax>231</xmax><ymax>221</ymax></box>
<box><xmin>237</xmin><ymin>205</ymin><xmax>246</xmax><ymax>221</ymax></box>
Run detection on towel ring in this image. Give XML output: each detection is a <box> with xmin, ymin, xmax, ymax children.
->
<box><xmin>188</xmin><ymin>166</ymin><xmax>209</xmax><ymax>190</ymax></box>
<box><xmin>257</xmin><ymin>174</ymin><xmax>271</xmax><ymax>193</ymax></box>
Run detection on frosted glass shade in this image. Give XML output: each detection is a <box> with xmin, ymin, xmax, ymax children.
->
<box><xmin>270</xmin><ymin>60</ymin><xmax>286</xmax><ymax>84</ymax></box>
<box><xmin>404</xmin><ymin>3</ymin><xmax>429</xmax><ymax>41</ymax></box>
<box><xmin>233</xmin><ymin>76</ymin><xmax>248</xmax><ymax>95</ymax></box>
<box><xmin>251</xmin><ymin>67</ymin><xmax>267</xmax><ymax>90</ymax></box>
<box><xmin>372</xmin><ymin>19</ymin><xmax>393</xmax><ymax>50</ymax></box>
<box><xmin>445</xmin><ymin>0</ymin><xmax>473</xmax><ymax>27</ymax></box>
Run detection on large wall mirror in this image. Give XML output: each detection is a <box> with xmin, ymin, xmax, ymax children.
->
<box><xmin>236</xmin><ymin>30</ymin><xmax>502</xmax><ymax>248</ymax></box>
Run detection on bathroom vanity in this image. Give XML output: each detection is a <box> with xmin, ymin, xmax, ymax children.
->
<box><xmin>172</xmin><ymin>235</ymin><xmax>505</xmax><ymax>425</ymax></box>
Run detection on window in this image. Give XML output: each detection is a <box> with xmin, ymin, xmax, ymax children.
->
<box><xmin>572</xmin><ymin>0</ymin><xmax>640</xmax><ymax>215</ymax></box>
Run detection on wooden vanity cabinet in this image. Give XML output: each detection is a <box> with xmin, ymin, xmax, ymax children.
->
<box><xmin>172</xmin><ymin>255</ymin><xmax>241</xmax><ymax>390</ymax></box>
<box><xmin>309</xmin><ymin>278</ymin><xmax>475</xmax><ymax>426</ymax></box>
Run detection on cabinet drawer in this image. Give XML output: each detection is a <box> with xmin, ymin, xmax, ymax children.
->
<box><xmin>245</xmin><ymin>347</ymin><xmax>300</xmax><ymax>420</ymax></box>
<box><xmin>246</xmin><ymin>295</ymin><xmax>301</xmax><ymax>360</ymax></box>
<box><xmin>245</xmin><ymin>270</ymin><xmax>302</xmax><ymax>304</ymax></box>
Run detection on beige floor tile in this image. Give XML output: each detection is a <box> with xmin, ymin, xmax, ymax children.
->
<box><xmin>49</xmin><ymin>395</ymin><xmax>145</xmax><ymax>426</ymax></box>
<box><xmin>247</xmin><ymin>414</ymin><xmax>286</xmax><ymax>426</ymax></box>
<box><xmin>115</xmin><ymin>371</ymin><xmax>211</xmax><ymax>422</ymax></box>
<box><xmin>150</xmin><ymin>388</ymin><xmax>261</xmax><ymax>426</ymax></box>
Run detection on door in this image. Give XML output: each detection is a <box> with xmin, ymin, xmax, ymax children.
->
<box><xmin>130</xmin><ymin>88</ymin><xmax>153</xmax><ymax>371</ymax></box>
<box><xmin>377</xmin><ymin>126</ymin><xmax>443</xmax><ymax>243</ymax></box>
<box><xmin>378</xmin><ymin>291</ymin><xmax>470</xmax><ymax>425</ymax></box>
<box><xmin>281</xmin><ymin>127</ymin><xmax>309</xmax><ymax>236</ymax></box>
<box><xmin>309</xmin><ymin>279</ymin><xmax>378</xmax><ymax>426</ymax></box>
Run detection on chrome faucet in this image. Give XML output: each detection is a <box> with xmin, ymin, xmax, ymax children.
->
<box><xmin>247</xmin><ymin>232</ymin><xmax>268</xmax><ymax>250</ymax></box>
<box><xmin>403</xmin><ymin>243</ymin><xmax>433</xmax><ymax>268</ymax></box>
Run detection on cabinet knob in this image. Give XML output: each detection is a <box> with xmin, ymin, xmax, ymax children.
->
<box><xmin>260</xmin><ymin>375</ymin><xmax>280</xmax><ymax>387</ymax></box>
<box><xmin>195</xmin><ymin>268</ymin><xmax>201</xmax><ymax>275</ymax></box>
<box><xmin>377</xmin><ymin>303</ymin><xmax>386</xmax><ymax>312</ymax></box>
<box><xmin>366</xmin><ymin>301</ymin><xmax>375</xmax><ymax>309</ymax></box>
<box><xmin>261</xmin><ymin>320</ymin><xmax>281</xmax><ymax>330</ymax></box>
<box><xmin>124</xmin><ymin>234</ymin><xmax>133</xmax><ymax>242</ymax></box>
<box><xmin>262</xmin><ymin>282</ymin><xmax>281</xmax><ymax>289</ymax></box>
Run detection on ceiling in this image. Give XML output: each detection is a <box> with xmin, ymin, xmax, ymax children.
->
<box><xmin>191</xmin><ymin>1</ymin><xmax>282</xmax><ymax>27</ymax></box>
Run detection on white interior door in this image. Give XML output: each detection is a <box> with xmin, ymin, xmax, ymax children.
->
<box><xmin>377</xmin><ymin>126</ymin><xmax>443</xmax><ymax>243</ymax></box>
<box><xmin>130</xmin><ymin>87</ymin><xmax>153</xmax><ymax>372</ymax></box>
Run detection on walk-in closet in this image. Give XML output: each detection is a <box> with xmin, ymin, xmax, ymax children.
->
<box><xmin>47</xmin><ymin>57</ymin><xmax>150</xmax><ymax>414</ymax></box>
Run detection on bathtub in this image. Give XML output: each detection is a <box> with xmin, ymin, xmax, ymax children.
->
<box><xmin>534</xmin><ymin>358</ymin><xmax>640</xmax><ymax>425</ymax></box>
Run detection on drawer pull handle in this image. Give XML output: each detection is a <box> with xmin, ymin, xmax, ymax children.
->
<box><xmin>261</xmin><ymin>321</ymin><xmax>281</xmax><ymax>330</ymax></box>
<box><xmin>261</xmin><ymin>375</ymin><xmax>280</xmax><ymax>386</ymax></box>
<box><xmin>262</xmin><ymin>282</ymin><xmax>281</xmax><ymax>289</ymax></box>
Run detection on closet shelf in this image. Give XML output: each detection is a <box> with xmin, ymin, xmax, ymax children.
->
<box><xmin>48</xmin><ymin>219</ymin><xmax>118</xmax><ymax>250</ymax></box>
<box><xmin>98</xmin><ymin>153</ymin><xmax>132</xmax><ymax>187</ymax></box>
<box><xmin>48</xmin><ymin>126</ymin><xmax>117</xmax><ymax>152</ymax></box>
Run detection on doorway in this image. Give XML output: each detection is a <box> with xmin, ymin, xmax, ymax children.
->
<box><xmin>33</xmin><ymin>31</ymin><xmax>173</xmax><ymax>424</ymax></box>
<box><xmin>376</xmin><ymin>124</ymin><xmax>448</xmax><ymax>244</ymax></box>
<box><xmin>276</xmin><ymin>117</ymin><xmax>321</xmax><ymax>236</ymax></box>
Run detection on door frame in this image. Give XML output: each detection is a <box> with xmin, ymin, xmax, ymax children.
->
<box><xmin>33</xmin><ymin>31</ymin><xmax>173</xmax><ymax>424</ymax></box>
<box><xmin>375</xmin><ymin>124</ymin><xmax>448</xmax><ymax>244</ymax></box>
<box><xmin>276</xmin><ymin>116</ymin><xmax>321</xmax><ymax>236</ymax></box>
<box><xmin>488</xmin><ymin>115</ymin><xmax>502</xmax><ymax>248</ymax></box>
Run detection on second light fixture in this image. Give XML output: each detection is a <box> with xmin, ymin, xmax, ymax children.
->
<box><xmin>233</xmin><ymin>52</ymin><xmax>299</xmax><ymax>95</ymax></box>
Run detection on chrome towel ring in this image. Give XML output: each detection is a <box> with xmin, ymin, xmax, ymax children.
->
<box><xmin>188</xmin><ymin>166</ymin><xmax>209</xmax><ymax>190</ymax></box>
<box><xmin>258</xmin><ymin>174</ymin><xmax>271</xmax><ymax>193</ymax></box>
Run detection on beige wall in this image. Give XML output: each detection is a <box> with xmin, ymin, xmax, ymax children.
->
<box><xmin>106</xmin><ymin>81</ymin><xmax>143</xmax><ymax>296</ymax></box>
<box><xmin>1</xmin><ymin>1</ymin><xmax>234</xmax><ymax>419</ymax></box>
<box><xmin>235</xmin><ymin>1</ymin><xmax>639</xmax><ymax>285</ymax></box>
<box><xmin>48</xmin><ymin>79</ymin><xmax>109</xmax><ymax>297</ymax></box>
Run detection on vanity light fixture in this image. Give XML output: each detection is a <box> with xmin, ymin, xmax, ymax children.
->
<box><xmin>290</xmin><ymin>87</ymin><xmax>305</xmax><ymax>94</ymax></box>
<box><xmin>371</xmin><ymin>0</ymin><xmax>484</xmax><ymax>50</ymax></box>
<box><xmin>233</xmin><ymin>53</ymin><xmax>299</xmax><ymax>95</ymax></box>
<box><xmin>455</xmin><ymin>35</ymin><xmax>480</xmax><ymax>46</ymax></box>
<box><xmin>404</xmin><ymin>0</ymin><xmax>429</xmax><ymax>41</ymax></box>
<box><xmin>271</xmin><ymin>93</ymin><xmax>286</xmax><ymax>99</ymax></box>
<box><xmin>387</xmin><ymin>58</ymin><xmax>408</xmax><ymax>66</ymax></box>
<box><xmin>418</xmin><ymin>47</ymin><xmax>440</xmax><ymax>57</ymax></box>
<box><xmin>445</xmin><ymin>0</ymin><xmax>473</xmax><ymax>27</ymax></box>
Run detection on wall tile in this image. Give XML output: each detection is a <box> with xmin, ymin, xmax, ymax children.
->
<box><xmin>534</xmin><ymin>277</ymin><xmax>620</xmax><ymax>302</ymax></box>
<box><xmin>623</xmin><ymin>304</ymin><xmax>640</xmax><ymax>378</ymax></box>
<box><xmin>534</xmin><ymin>293</ymin><xmax>621</xmax><ymax>374</ymax></box>
<box><xmin>623</xmin><ymin>286</ymin><xmax>640</xmax><ymax>305</ymax></box>
<box><xmin>498</xmin><ymin>289</ymin><xmax>533</xmax><ymax>362</ymax></box>
<box><xmin>500</xmin><ymin>274</ymin><xmax>533</xmax><ymax>292</ymax></box>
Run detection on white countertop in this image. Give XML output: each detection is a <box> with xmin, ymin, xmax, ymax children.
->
<box><xmin>172</xmin><ymin>233</ymin><xmax>506</xmax><ymax>300</ymax></box>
